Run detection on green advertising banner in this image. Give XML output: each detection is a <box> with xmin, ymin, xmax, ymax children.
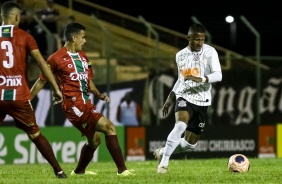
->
<box><xmin>0</xmin><ymin>126</ymin><xmax>125</xmax><ymax>164</ymax></box>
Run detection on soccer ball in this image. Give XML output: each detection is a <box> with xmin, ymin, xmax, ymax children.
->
<box><xmin>227</xmin><ymin>154</ymin><xmax>250</xmax><ymax>173</ymax></box>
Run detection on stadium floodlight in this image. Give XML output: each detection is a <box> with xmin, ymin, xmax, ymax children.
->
<box><xmin>225</xmin><ymin>15</ymin><xmax>234</xmax><ymax>23</ymax></box>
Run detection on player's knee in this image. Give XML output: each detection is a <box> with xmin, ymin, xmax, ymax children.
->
<box><xmin>97</xmin><ymin>117</ymin><xmax>116</xmax><ymax>135</ymax></box>
<box><xmin>93</xmin><ymin>134</ymin><xmax>101</xmax><ymax>147</ymax></box>
<box><xmin>93</xmin><ymin>139</ymin><xmax>101</xmax><ymax>148</ymax></box>
<box><xmin>106</xmin><ymin>122</ymin><xmax>116</xmax><ymax>135</ymax></box>
<box><xmin>86</xmin><ymin>132</ymin><xmax>101</xmax><ymax>148</ymax></box>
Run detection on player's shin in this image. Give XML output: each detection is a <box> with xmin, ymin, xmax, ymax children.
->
<box><xmin>159</xmin><ymin>121</ymin><xmax>187</xmax><ymax>167</ymax></box>
<box><xmin>74</xmin><ymin>143</ymin><xmax>96</xmax><ymax>174</ymax></box>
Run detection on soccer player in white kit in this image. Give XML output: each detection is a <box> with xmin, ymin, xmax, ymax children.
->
<box><xmin>154</xmin><ymin>23</ymin><xmax>222</xmax><ymax>173</ymax></box>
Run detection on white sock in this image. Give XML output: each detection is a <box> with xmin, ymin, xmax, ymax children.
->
<box><xmin>159</xmin><ymin>121</ymin><xmax>187</xmax><ymax>168</ymax></box>
<box><xmin>173</xmin><ymin>138</ymin><xmax>197</xmax><ymax>154</ymax></box>
<box><xmin>159</xmin><ymin>138</ymin><xmax>197</xmax><ymax>155</ymax></box>
<box><xmin>159</xmin><ymin>147</ymin><xmax>164</xmax><ymax>155</ymax></box>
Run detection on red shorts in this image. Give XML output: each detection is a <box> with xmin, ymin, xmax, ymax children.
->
<box><xmin>64</xmin><ymin>100</ymin><xmax>103</xmax><ymax>138</ymax></box>
<box><xmin>0</xmin><ymin>100</ymin><xmax>39</xmax><ymax>134</ymax></box>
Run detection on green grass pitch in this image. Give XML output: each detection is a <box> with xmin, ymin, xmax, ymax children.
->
<box><xmin>0</xmin><ymin>158</ymin><xmax>282</xmax><ymax>184</ymax></box>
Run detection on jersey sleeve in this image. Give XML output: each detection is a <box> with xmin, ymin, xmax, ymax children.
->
<box><xmin>26</xmin><ymin>33</ymin><xmax>39</xmax><ymax>52</ymax></box>
<box><xmin>210</xmin><ymin>48</ymin><xmax>222</xmax><ymax>72</ymax></box>
<box><xmin>39</xmin><ymin>55</ymin><xmax>56</xmax><ymax>81</ymax></box>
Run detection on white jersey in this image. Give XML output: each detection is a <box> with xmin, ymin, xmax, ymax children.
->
<box><xmin>172</xmin><ymin>44</ymin><xmax>222</xmax><ymax>106</ymax></box>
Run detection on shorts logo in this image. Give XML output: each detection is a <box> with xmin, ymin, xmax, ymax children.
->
<box><xmin>178</xmin><ymin>100</ymin><xmax>187</xmax><ymax>107</ymax></box>
<box><xmin>82</xmin><ymin>123</ymin><xmax>87</xmax><ymax>129</ymax></box>
<box><xmin>27</xmin><ymin>122</ymin><xmax>35</xmax><ymax>127</ymax></box>
<box><xmin>198</xmin><ymin>122</ymin><xmax>205</xmax><ymax>128</ymax></box>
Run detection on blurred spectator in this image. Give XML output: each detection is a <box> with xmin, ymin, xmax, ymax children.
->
<box><xmin>37</xmin><ymin>0</ymin><xmax>61</xmax><ymax>50</ymax></box>
<box><xmin>2</xmin><ymin>0</ymin><xmax>48</xmax><ymax>57</ymax></box>
<box><xmin>16</xmin><ymin>0</ymin><xmax>30</xmax><ymax>30</ymax></box>
<box><xmin>116</xmin><ymin>92</ymin><xmax>142</xmax><ymax>126</ymax></box>
<box><xmin>15</xmin><ymin>0</ymin><xmax>47</xmax><ymax>57</ymax></box>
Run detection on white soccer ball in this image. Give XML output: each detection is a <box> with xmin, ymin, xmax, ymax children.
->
<box><xmin>227</xmin><ymin>154</ymin><xmax>250</xmax><ymax>173</ymax></box>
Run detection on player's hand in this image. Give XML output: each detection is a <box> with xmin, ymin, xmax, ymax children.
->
<box><xmin>52</xmin><ymin>90</ymin><xmax>63</xmax><ymax>104</ymax></box>
<box><xmin>99</xmin><ymin>94</ymin><xmax>110</xmax><ymax>102</ymax></box>
<box><xmin>184</xmin><ymin>75</ymin><xmax>202</xmax><ymax>83</ymax></box>
<box><xmin>162</xmin><ymin>99</ymin><xmax>172</xmax><ymax>116</ymax></box>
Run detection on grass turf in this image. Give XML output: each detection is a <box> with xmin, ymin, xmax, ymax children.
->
<box><xmin>0</xmin><ymin>158</ymin><xmax>281</xmax><ymax>184</ymax></box>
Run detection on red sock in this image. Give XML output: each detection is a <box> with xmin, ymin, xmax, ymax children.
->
<box><xmin>31</xmin><ymin>133</ymin><xmax>63</xmax><ymax>173</ymax></box>
<box><xmin>74</xmin><ymin>144</ymin><xmax>96</xmax><ymax>173</ymax></box>
<box><xmin>105</xmin><ymin>135</ymin><xmax>127</xmax><ymax>173</ymax></box>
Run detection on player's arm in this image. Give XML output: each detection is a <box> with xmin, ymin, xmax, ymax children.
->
<box><xmin>30</xmin><ymin>49</ymin><xmax>62</xmax><ymax>104</ymax></box>
<box><xmin>205</xmin><ymin>49</ymin><xmax>222</xmax><ymax>83</ymax></box>
<box><xmin>162</xmin><ymin>91</ymin><xmax>176</xmax><ymax>116</ymax></box>
<box><xmin>30</xmin><ymin>78</ymin><xmax>47</xmax><ymax>100</ymax></box>
<box><xmin>205</xmin><ymin>71</ymin><xmax>222</xmax><ymax>83</ymax></box>
<box><xmin>89</xmin><ymin>80</ymin><xmax>110</xmax><ymax>102</ymax></box>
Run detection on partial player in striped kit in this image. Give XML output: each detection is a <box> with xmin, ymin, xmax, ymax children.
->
<box><xmin>30</xmin><ymin>22</ymin><xmax>134</xmax><ymax>176</ymax></box>
<box><xmin>0</xmin><ymin>1</ymin><xmax>67</xmax><ymax>179</ymax></box>
<box><xmin>154</xmin><ymin>23</ymin><xmax>222</xmax><ymax>173</ymax></box>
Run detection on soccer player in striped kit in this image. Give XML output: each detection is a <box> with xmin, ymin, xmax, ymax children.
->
<box><xmin>154</xmin><ymin>23</ymin><xmax>222</xmax><ymax>173</ymax></box>
<box><xmin>0</xmin><ymin>1</ymin><xmax>67</xmax><ymax>178</ymax></box>
<box><xmin>30</xmin><ymin>22</ymin><xmax>134</xmax><ymax>176</ymax></box>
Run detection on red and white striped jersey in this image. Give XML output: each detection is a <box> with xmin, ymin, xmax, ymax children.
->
<box><xmin>0</xmin><ymin>25</ymin><xmax>38</xmax><ymax>101</ymax></box>
<box><xmin>40</xmin><ymin>47</ymin><xmax>93</xmax><ymax>109</ymax></box>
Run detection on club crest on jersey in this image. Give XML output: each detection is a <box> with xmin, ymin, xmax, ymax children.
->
<box><xmin>81</xmin><ymin>57</ymin><xmax>87</xmax><ymax>62</ymax></box>
<box><xmin>178</xmin><ymin>100</ymin><xmax>187</xmax><ymax>107</ymax></box>
<box><xmin>177</xmin><ymin>53</ymin><xmax>189</xmax><ymax>61</ymax></box>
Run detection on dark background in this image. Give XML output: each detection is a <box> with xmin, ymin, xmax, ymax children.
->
<box><xmin>92</xmin><ymin>0</ymin><xmax>282</xmax><ymax>57</ymax></box>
